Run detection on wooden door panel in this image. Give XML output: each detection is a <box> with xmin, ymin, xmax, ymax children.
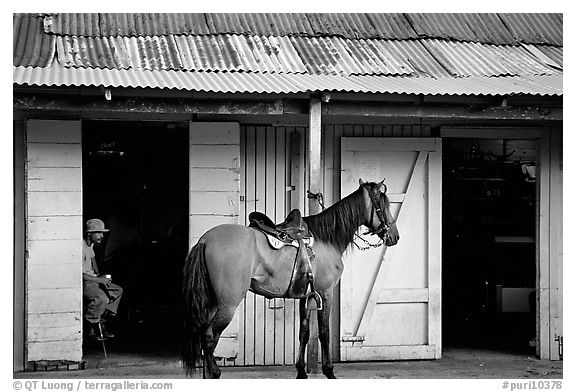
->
<box><xmin>340</xmin><ymin>138</ymin><xmax>442</xmax><ymax>361</ymax></box>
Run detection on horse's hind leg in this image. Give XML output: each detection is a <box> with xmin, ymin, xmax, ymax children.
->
<box><xmin>295</xmin><ymin>298</ymin><xmax>311</xmax><ymax>379</ymax></box>
<box><xmin>317</xmin><ymin>291</ymin><xmax>336</xmax><ymax>379</ymax></box>
<box><xmin>202</xmin><ymin>305</ymin><xmax>236</xmax><ymax>379</ymax></box>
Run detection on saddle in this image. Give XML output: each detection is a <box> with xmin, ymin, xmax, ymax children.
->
<box><xmin>249</xmin><ymin>209</ymin><xmax>317</xmax><ymax>302</ymax></box>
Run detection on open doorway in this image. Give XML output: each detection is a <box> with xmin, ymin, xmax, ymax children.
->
<box><xmin>82</xmin><ymin>121</ymin><xmax>189</xmax><ymax>357</ymax></box>
<box><xmin>442</xmin><ymin>138</ymin><xmax>537</xmax><ymax>355</ymax></box>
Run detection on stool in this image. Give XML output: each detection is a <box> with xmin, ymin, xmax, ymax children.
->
<box><xmin>96</xmin><ymin>322</ymin><xmax>108</xmax><ymax>358</ymax></box>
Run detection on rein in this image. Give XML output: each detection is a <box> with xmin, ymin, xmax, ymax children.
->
<box><xmin>307</xmin><ymin>184</ymin><xmax>393</xmax><ymax>251</ymax></box>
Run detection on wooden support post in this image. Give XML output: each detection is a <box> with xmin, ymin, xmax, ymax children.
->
<box><xmin>306</xmin><ymin>98</ymin><xmax>322</xmax><ymax>374</ymax></box>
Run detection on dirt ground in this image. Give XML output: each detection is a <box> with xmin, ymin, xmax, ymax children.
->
<box><xmin>14</xmin><ymin>347</ymin><xmax>562</xmax><ymax>379</ymax></box>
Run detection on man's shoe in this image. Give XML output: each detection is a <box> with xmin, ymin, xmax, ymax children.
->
<box><xmin>85</xmin><ymin>322</ymin><xmax>104</xmax><ymax>341</ymax></box>
<box><xmin>100</xmin><ymin>322</ymin><xmax>115</xmax><ymax>338</ymax></box>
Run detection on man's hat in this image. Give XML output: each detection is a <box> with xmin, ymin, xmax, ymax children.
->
<box><xmin>85</xmin><ymin>218</ymin><xmax>109</xmax><ymax>233</ymax></box>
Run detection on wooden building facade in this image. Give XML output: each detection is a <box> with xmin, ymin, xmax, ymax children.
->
<box><xmin>13</xmin><ymin>13</ymin><xmax>563</xmax><ymax>372</ymax></box>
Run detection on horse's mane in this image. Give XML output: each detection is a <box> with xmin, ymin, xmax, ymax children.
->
<box><xmin>303</xmin><ymin>186</ymin><xmax>365</xmax><ymax>252</ymax></box>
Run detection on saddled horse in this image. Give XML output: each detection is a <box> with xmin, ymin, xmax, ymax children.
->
<box><xmin>182</xmin><ymin>179</ymin><xmax>399</xmax><ymax>378</ymax></box>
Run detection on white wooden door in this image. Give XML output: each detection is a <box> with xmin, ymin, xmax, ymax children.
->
<box><xmin>340</xmin><ymin>138</ymin><xmax>442</xmax><ymax>361</ymax></box>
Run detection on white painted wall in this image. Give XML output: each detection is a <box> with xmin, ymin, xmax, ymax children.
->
<box><xmin>25</xmin><ymin>120</ymin><xmax>83</xmax><ymax>363</ymax></box>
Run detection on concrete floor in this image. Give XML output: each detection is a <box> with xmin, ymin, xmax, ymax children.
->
<box><xmin>15</xmin><ymin>347</ymin><xmax>562</xmax><ymax>379</ymax></box>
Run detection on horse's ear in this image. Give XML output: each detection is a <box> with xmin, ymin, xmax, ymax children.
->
<box><xmin>359</xmin><ymin>178</ymin><xmax>365</xmax><ymax>186</ymax></box>
<box><xmin>377</xmin><ymin>178</ymin><xmax>387</xmax><ymax>194</ymax></box>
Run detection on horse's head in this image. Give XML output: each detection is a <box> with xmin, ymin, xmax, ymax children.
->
<box><xmin>359</xmin><ymin>178</ymin><xmax>400</xmax><ymax>247</ymax></box>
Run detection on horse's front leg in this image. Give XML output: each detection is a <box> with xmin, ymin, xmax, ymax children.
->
<box><xmin>295</xmin><ymin>298</ymin><xmax>310</xmax><ymax>379</ymax></box>
<box><xmin>317</xmin><ymin>291</ymin><xmax>336</xmax><ymax>379</ymax></box>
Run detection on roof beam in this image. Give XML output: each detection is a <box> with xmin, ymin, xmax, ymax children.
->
<box><xmin>322</xmin><ymin>101</ymin><xmax>562</xmax><ymax>121</ymax></box>
<box><xmin>13</xmin><ymin>95</ymin><xmax>284</xmax><ymax>116</ymax></box>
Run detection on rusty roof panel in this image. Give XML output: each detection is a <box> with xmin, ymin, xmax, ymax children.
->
<box><xmin>45</xmin><ymin>13</ymin><xmax>212</xmax><ymax>37</ymax></box>
<box><xmin>13</xmin><ymin>65</ymin><xmax>562</xmax><ymax>96</ymax></box>
<box><xmin>406</xmin><ymin>13</ymin><xmax>517</xmax><ymax>45</ymax></box>
<box><xmin>206</xmin><ymin>13</ymin><xmax>315</xmax><ymax>37</ymax></box>
<box><xmin>175</xmin><ymin>35</ymin><xmax>307</xmax><ymax>74</ymax></box>
<box><xmin>422</xmin><ymin>39</ymin><xmax>558</xmax><ymax>77</ymax></box>
<box><xmin>499</xmin><ymin>13</ymin><xmax>562</xmax><ymax>46</ymax></box>
<box><xmin>306</xmin><ymin>13</ymin><xmax>378</xmax><ymax>38</ymax></box>
<box><xmin>380</xmin><ymin>39</ymin><xmax>451</xmax><ymax>78</ymax></box>
<box><xmin>534</xmin><ymin>45</ymin><xmax>562</xmax><ymax>67</ymax></box>
<box><xmin>56</xmin><ymin>36</ymin><xmax>132</xmax><ymax>69</ymax></box>
<box><xmin>14</xmin><ymin>14</ymin><xmax>56</xmax><ymax>67</ymax></box>
<box><xmin>290</xmin><ymin>36</ymin><xmax>413</xmax><ymax>76</ymax></box>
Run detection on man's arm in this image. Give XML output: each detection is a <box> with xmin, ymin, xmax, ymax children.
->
<box><xmin>83</xmin><ymin>273</ymin><xmax>111</xmax><ymax>285</ymax></box>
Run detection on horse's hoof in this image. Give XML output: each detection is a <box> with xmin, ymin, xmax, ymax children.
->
<box><xmin>296</xmin><ymin>372</ymin><xmax>308</xmax><ymax>379</ymax></box>
<box><xmin>325</xmin><ymin>373</ymin><xmax>337</xmax><ymax>379</ymax></box>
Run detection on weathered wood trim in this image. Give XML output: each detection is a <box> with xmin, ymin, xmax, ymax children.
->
<box><xmin>324</xmin><ymin>102</ymin><xmax>562</xmax><ymax>121</ymax></box>
<box><xmin>15</xmin><ymin>95</ymin><xmax>284</xmax><ymax>115</ymax></box>
<box><xmin>548</xmin><ymin>127</ymin><xmax>562</xmax><ymax>360</ymax></box>
<box><xmin>537</xmin><ymin>130</ymin><xmax>551</xmax><ymax>360</ymax></box>
<box><xmin>341</xmin><ymin>344</ymin><xmax>437</xmax><ymax>361</ymax></box>
<box><xmin>14</xmin><ymin>120</ymin><xmax>26</xmax><ymax>371</ymax></box>
<box><xmin>377</xmin><ymin>288</ymin><xmax>429</xmax><ymax>303</ymax></box>
<box><xmin>428</xmin><ymin>139</ymin><xmax>442</xmax><ymax>359</ymax></box>
<box><xmin>307</xmin><ymin>98</ymin><xmax>322</xmax><ymax>373</ymax></box>
<box><xmin>441</xmin><ymin>126</ymin><xmax>543</xmax><ymax>139</ymax></box>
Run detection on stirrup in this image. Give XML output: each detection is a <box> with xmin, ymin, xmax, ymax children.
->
<box><xmin>305</xmin><ymin>291</ymin><xmax>323</xmax><ymax>311</ymax></box>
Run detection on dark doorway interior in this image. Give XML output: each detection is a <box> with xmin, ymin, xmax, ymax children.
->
<box><xmin>82</xmin><ymin>121</ymin><xmax>189</xmax><ymax>357</ymax></box>
<box><xmin>442</xmin><ymin>138</ymin><xmax>537</xmax><ymax>355</ymax></box>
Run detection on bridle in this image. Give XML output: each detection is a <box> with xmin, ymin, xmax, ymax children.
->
<box><xmin>354</xmin><ymin>182</ymin><xmax>395</xmax><ymax>249</ymax></box>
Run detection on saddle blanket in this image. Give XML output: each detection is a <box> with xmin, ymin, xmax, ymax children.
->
<box><xmin>265</xmin><ymin>233</ymin><xmax>314</xmax><ymax>250</ymax></box>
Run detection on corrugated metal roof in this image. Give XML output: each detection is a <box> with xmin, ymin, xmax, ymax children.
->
<box><xmin>13</xmin><ymin>65</ymin><xmax>563</xmax><ymax>96</ymax></box>
<box><xmin>534</xmin><ymin>45</ymin><xmax>563</xmax><ymax>67</ymax></box>
<box><xmin>422</xmin><ymin>40</ymin><xmax>559</xmax><ymax>77</ymax></box>
<box><xmin>206</xmin><ymin>13</ymin><xmax>315</xmax><ymax>37</ymax></box>
<box><xmin>289</xmin><ymin>36</ymin><xmax>412</xmax><ymax>76</ymax></box>
<box><xmin>13</xmin><ymin>14</ymin><xmax>56</xmax><ymax>67</ymax></box>
<box><xmin>406</xmin><ymin>14</ymin><xmax>518</xmax><ymax>45</ymax></box>
<box><xmin>499</xmin><ymin>13</ymin><xmax>562</xmax><ymax>46</ymax></box>
<box><xmin>43</xmin><ymin>13</ymin><xmax>419</xmax><ymax>40</ymax></box>
<box><xmin>305</xmin><ymin>13</ymin><xmax>417</xmax><ymax>39</ymax></box>
<box><xmin>45</xmin><ymin>13</ymin><xmax>212</xmax><ymax>37</ymax></box>
<box><xmin>175</xmin><ymin>35</ymin><xmax>307</xmax><ymax>74</ymax></box>
<box><xmin>41</xmin><ymin>13</ymin><xmax>563</xmax><ymax>46</ymax></box>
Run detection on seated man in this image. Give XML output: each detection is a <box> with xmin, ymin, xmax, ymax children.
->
<box><xmin>82</xmin><ymin>218</ymin><xmax>123</xmax><ymax>340</ymax></box>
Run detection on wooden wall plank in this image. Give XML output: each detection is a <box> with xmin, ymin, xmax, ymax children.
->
<box><xmin>27</xmin><ymin>240</ymin><xmax>82</xmax><ymax>266</ymax></box>
<box><xmin>548</xmin><ymin>127</ymin><xmax>562</xmax><ymax>360</ymax></box>
<box><xmin>342</xmin><ymin>344</ymin><xmax>436</xmax><ymax>361</ymax></box>
<box><xmin>27</xmin><ymin>216</ymin><xmax>83</xmax><ymax>241</ymax></box>
<box><xmin>27</xmin><ymin>168</ymin><xmax>83</xmax><ymax>192</ymax></box>
<box><xmin>190</xmin><ymin>122</ymin><xmax>240</xmax><ymax>144</ymax></box>
<box><xmin>189</xmin><ymin>145</ymin><xmax>240</xmax><ymax>168</ymax></box>
<box><xmin>254</xmin><ymin>126</ymin><xmax>267</xmax><ymax>365</ymax></box>
<box><xmin>27</xmin><ymin>144</ymin><xmax>82</xmax><ymax>168</ymax></box>
<box><xmin>28</xmin><ymin>317</ymin><xmax>82</xmax><ymax>343</ymax></box>
<box><xmin>27</xmin><ymin>288</ymin><xmax>82</xmax><ymax>314</ymax></box>
<box><xmin>27</xmin><ymin>192</ymin><xmax>82</xmax><ymax>216</ymax></box>
<box><xmin>538</xmin><ymin>131</ymin><xmax>551</xmax><ymax>359</ymax></box>
<box><xmin>27</xmin><ymin>120</ymin><xmax>82</xmax><ymax>143</ymax></box>
<box><xmin>27</xmin><ymin>339</ymin><xmax>82</xmax><ymax>362</ymax></box>
<box><xmin>28</xmin><ymin>264</ymin><xmax>81</xmax><ymax>289</ymax></box>
<box><xmin>189</xmin><ymin>168</ymin><xmax>240</xmax><ymax>192</ymax></box>
<box><xmin>427</xmin><ymin>141</ymin><xmax>442</xmax><ymax>358</ymax></box>
<box><xmin>189</xmin><ymin>192</ymin><xmax>239</xmax><ymax>215</ymax></box>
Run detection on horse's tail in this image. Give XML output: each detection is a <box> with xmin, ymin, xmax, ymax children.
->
<box><xmin>182</xmin><ymin>240</ymin><xmax>215</xmax><ymax>376</ymax></box>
